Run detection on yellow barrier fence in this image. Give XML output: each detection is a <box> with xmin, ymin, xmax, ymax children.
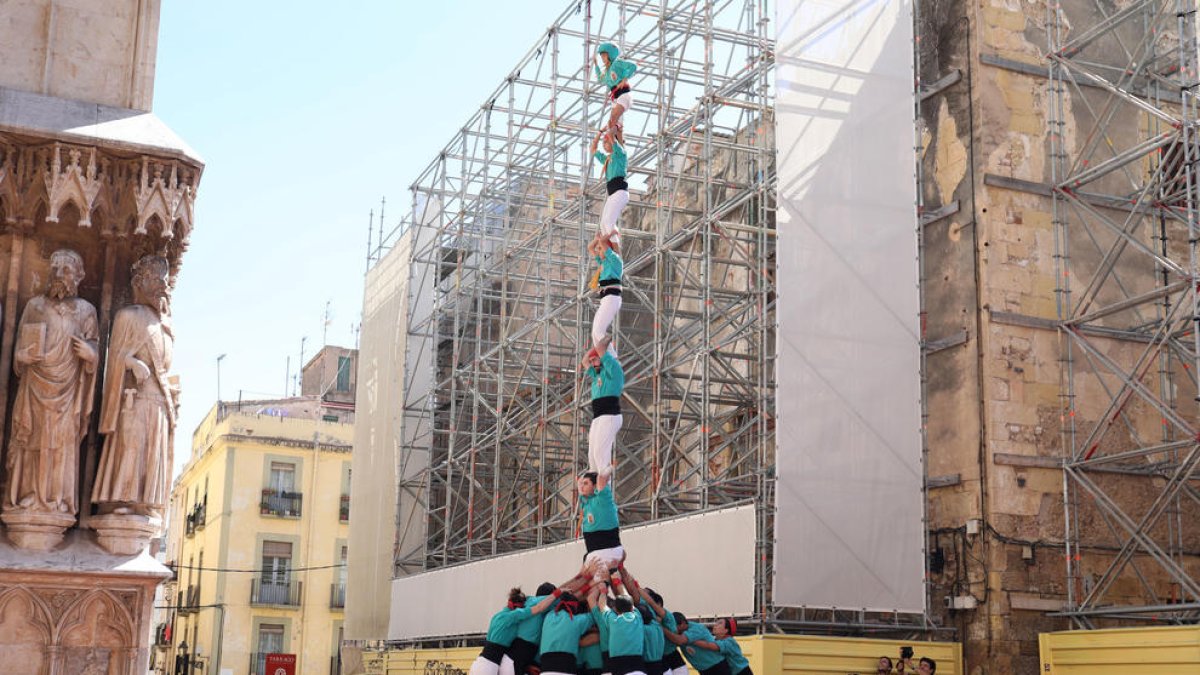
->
<box><xmin>1038</xmin><ymin>625</ymin><xmax>1200</xmax><ymax>674</ymax></box>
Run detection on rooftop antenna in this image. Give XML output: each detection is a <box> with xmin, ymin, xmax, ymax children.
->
<box><xmin>366</xmin><ymin>208</ymin><xmax>374</xmax><ymax>273</ymax></box>
<box><xmin>322</xmin><ymin>301</ymin><xmax>332</xmax><ymax>346</ymax></box>
<box><xmin>297</xmin><ymin>336</ymin><xmax>308</xmax><ymax>396</ymax></box>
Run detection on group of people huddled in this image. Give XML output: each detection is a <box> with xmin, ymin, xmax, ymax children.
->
<box><xmin>469</xmin><ymin>562</ymin><xmax>750</xmax><ymax>675</ymax></box>
<box><xmin>467</xmin><ymin>43</ymin><xmax>750</xmax><ymax>675</ymax></box>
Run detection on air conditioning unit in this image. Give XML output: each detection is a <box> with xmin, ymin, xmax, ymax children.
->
<box><xmin>944</xmin><ymin>595</ymin><xmax>978</xmax><ymax>610</ymax></box>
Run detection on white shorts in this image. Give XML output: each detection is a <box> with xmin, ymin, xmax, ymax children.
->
<box><xmin>469</xmin><ymin>656</ymin><xmax>500</xmax><ymax>675</ymax></box>
<box><xmin>667</xmin><ymin>668</ymin><xmax>688</xmax><ymax>675</ymax></box>
<box><xmin>612</xmin><ymin>91</ymin><xmax>632</xmax><ymax>113</ymax></box>
<box><xmin>585</xmin><ymin>545</ymin><xmax>625</xmax><ymax>574</ymax></box>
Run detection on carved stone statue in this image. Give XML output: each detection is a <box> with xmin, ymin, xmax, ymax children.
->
<box><xmin>90</xmin><ymin>255</ymin><xmax>178</xmax><ymax>554</ymax></box>
<box><xmin>0</xmin><ymin>249</ymin><xmax>98</xmax><ymax>550</ymax></box>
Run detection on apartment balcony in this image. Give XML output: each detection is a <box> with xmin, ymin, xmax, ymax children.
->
<box><xmin>184</xmin><ymin>512</ymin><xmax>196</xmax><ymax>537</ymax></box>
<box><xmin>193</xmin><ymin>501</ymin><xmax>207</xmax><ymax>530</ymax></box>
<box><xmin>250</xmin><ymin>578</ymin><xmax>302</xmax><ymax>607</ymax></box>
<box><xmin>339</xmin><ymin>494</ymin><xmax>349</xmax><ymax>522</ymax></box>
<box><xmin>260</xmin><ymin>489</ymin><xmax>303</xmax><ymax>518</ymax></box>
<box><xmin>185</xmin><ymin>584</ymin><xmax>200</xmax><ymax>611</ymax></box>
<box><xmin>329</xmin><ymin>582</ymin><xmax>346</xmax><ymax>609</ymax></box>
<box><xmin>175</xmin><ymin>590</ymin><xmax>191</xmax><ymax>615</ymax></box>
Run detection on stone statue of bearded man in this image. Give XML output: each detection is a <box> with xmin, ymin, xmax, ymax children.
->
<box><xmin>91</xmin><ymin>255</ymin><xmax>178</xmax><ymax>518</ymax></box>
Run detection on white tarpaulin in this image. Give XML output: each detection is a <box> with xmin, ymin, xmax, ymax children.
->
<box><xmin>773</xmin><ymin>0</ymin><xmax>925</xmax><ymax>613</ymax></box>
<box><xmin>388</xmin><ymin>505</ymin><xmax>755</xmax><ymax>639</ymax></box>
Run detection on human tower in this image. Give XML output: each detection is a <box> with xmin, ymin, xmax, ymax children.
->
<box><xmin>468</xmin><ymin>43</ymin><xmax>753</xmax><ymax>675</ymax></box>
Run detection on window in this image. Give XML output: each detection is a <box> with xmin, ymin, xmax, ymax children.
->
<box><xmin>262</xmin><ymin>541</ymin><xmax>292</xmax><ymax>584</ymax></box>
<box><xmin>338</xmin><ymin>545</ymin><xmax>348</xmax><ymax>587</ymax></box>
<box><xmin>335</xmin><ymin>356</ymin><xmax>352</xmax><ymax>392</ymax></box>
<box><xmin>258</xmin><ymin>623</ymin><xmax>284</xmax><ymax>654</ymax></box>
<box><xmin>269</xmin><ymin>462</ymin><xmax>295</xmax><ymax>493</ymax></box>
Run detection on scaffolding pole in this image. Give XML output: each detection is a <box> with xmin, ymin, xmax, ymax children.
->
<box><xmin>1048</xmin><ymin>0</ymin><xmax>1200</xmax><ymax>627</ymax></box>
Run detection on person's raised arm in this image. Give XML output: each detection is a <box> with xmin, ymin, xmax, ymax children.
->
<box><xmin>616</xmin><ymin>59</ymin><xmax>637</xmax><ymax>81</ymax></box>
<box><xmin>580</xmin><ymin>631</ymin><xmax>601</xmax><ymax>648</ymax></box>
<box><xmin>620</xmin><ymin>564</ymin><xmax>643</xmax><ymax>605</ymax></box>
<box><xmin>641</xmin><ymin>586</ymin><xmax>667</xmax><ymax>620</ymax></box>
<box><xmin>586</xmin><ymin>581</ymin><xmax>603</xmax><ymax>610</ymax></box>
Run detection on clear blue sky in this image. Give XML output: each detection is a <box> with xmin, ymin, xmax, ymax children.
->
<box><xmin>157</xmin><ymin>0</ymin><xmax>567</xmax><ymax>475</ymax></box>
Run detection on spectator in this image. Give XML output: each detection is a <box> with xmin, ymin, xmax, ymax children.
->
<box><xmin>918</xmin><ymin>657</ymin><xmax>936</xmax><ymax>674</ymax></box>
<box><xmin>876</xmin><ymin>656</ymin><xmax>893</xmax><ymax>674</ymax></box>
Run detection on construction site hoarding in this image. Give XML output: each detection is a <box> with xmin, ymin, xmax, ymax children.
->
<box><xmin>773</xmin><ymin>0</ymin><xmax>925</xmax><ymax>613</ymax></box>
<box><xmin>387</xmin><ymin>505</ymin><xmax>754</xmax><ymax>640</ymax></box>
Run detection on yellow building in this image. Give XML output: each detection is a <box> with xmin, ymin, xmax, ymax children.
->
<box><xmin>162</xmin><ymin>347</ymin><xmax>357</xmax><ymax>675</ymax></box>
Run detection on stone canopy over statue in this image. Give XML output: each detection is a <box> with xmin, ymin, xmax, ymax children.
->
<box><xmin>90</xmin><ymin>255</ymin><xmax>180</xmax><ymax>553</ymax></box>
<box><xmin>0</xmin><ymin>249</ymin><xmax>99</xmax><ymax>550</ymax></box>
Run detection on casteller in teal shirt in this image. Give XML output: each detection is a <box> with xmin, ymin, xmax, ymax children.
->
<box><xmin>682</xmin><ymin>622</ymin><xmax>726</xmax><ymax>671</ymax></box>
<box><xmin>484</xmin><ymin>606</ymin><xmax>531</xmax><ymax>647</ymax></box>
<box><xmin>593</xmin><ymin>140</ymin><xmax>628</xmax><ymax>183</ymax></box>
<box><xmin>580</xmin><ymin>484</ymin><xmax>619</xmax><ymax>534</ymax></box>
<box><xmin>595</xmin><ymin>248</ymin><xmax>623</xmax><ymax>285</ymax></box>
<box><xmin>540</xmin><ymin>609</ymin><xmax>595</xmax><ymax>657</ymax></box>
<box><xmin>515</xmin><ymin>594</ymin><xmax>556</xmax><ymax>644</ymax></box>
<box><xmin>594</xmin><ymin>43</ymin><xmax>638</xmax><ymax>91</ymax></box>
<box><xmin>595</xmin><ymin>606</ymin><xmax>645</xmax><ymax>658</ymax></box>
<box><xmin>586</xmin><ymin>350</ymin><xmax>624</xmax><ymax>401</ymax></box>
<box><xmin>718</xmin><ymin>637</ymin><xmax>750</xmax><ymax>673</ymax></box>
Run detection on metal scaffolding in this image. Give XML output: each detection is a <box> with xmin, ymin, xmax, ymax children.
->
<box><xmin>1048</xmin><ymin>0</ymin><xmax>1200</xmax><ymax>625</ymax></box>
<box><xmin>371</xmin><ymin>0</ymin><xmax>781</xmax><ymax>622</ymax></box>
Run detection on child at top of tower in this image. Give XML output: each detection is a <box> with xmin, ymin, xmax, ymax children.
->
<box><xmin>590</xmin><ymin>127</ymin><xmax>628</xmax><ymax>247</ymax></box>
<box><xmin>595</xmin><ymin>42</ymin><xmax>637</xmax><ymax>132</ymax></box>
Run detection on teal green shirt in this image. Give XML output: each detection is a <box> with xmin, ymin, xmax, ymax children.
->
<box><xmin>580</xmin><ymin>640</ymin><xmax>604</xmax><ymax>669</ymax></box>
<box><xmin>515</xmin><ymin>595</ymin><xmax>555</xmax><ymax>643</ymax></box>
<box><xmin>590</xmin><ymin>607</ymin><xmax>610</xmax><ymax>652</ymax></box>
<box><xmin>599</xmin><ymin>607</ymin><xmax>644</xmax><ymax>658</ymax></box>
<box><xmin>638</xmin><ymin>600</ymin><xmax>665</xmax><ymax>661</ymax></box>
<box><xmin>593</xmin><ymin>141</ymin><xmax>627</xmax><ymax>182</ymax></box>
<box><xmin>682</xmin><ymin>623</ymin><xmax>725</xmax><ymax>670</ymax></box>
<box><xmin>718</xmin><ymin>637</ymin><xmax>750</xmax><ymax>672</ymax></box>
<box><xmin>485</xmin><ymin>606</ymin><xmax>532</xmax><ymax>646</ymax></box>
<box><xmin>587</xmin><ymin>351</ymin><xmax>624</xmax><ymax>400</ymax></box>
<box><xmin>540</xmin><ymin>610</ymin><xmax>594</xmax><ymax>656</ymax></box>
<box><xmin>580</xmin><ymin>485</ymin><xmax>619</xmax><ymax>533</ymax></box>
<box><xmin>594</xmin><ymin>59</ymin><xmax>638</xmax><ymax>90</ymax></box>
<box><xmin>595</xmin><ymin>249</ymin><xmax>623</xmax><ymax>284</ymax></box>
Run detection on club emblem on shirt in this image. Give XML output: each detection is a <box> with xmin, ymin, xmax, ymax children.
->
<box><xmin>586</xmin><ymin>513</ymin><xmax>595</xmax><ymax>525</ymax></box>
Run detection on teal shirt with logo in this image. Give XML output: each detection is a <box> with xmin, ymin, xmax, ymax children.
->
<box><xmin>485</xmin><ymin>606</ymin><xmax>532</xmax><ymax>646</ymax></box>
<box><xmin>580</xmin><ymin>485</ymin><xmax>619</xmax><ymax>533</ymax></box>
<box><xmin>682</xmin><ymin>623</ymin><xmax>725</xmax><ymax>670</ymax></box>
<box><xmin>594</xmin><ymin>59</ymin><xmax>637</xmax><ymax>90</ymax></box>
<box><xmin>587</xmin><ymin>351</ymin><xmax>624</xmax><ymax>401</ymax></box>
<box><xmin>719</xmin><ymin>637</ymin><xmax>750</xmax><ymax>672</ymax></box>
<box><xmin>596</xmin><ymin>249</ymin><xmax>623</xmax><ymax>284</ymax></box>
<box><xmin>539</xmin><ymin>610</ymin><xmax>594</xmax><ymax>656</ymax></box>
<box><xmin>593</xmin><ymin>140</ymin><xmax>627</xmax><ymax>182</ymax></box>
<box><xmin>599</xmin><ymin>607</ymin><xmax>644</xmax><ymax>658</ymax></box>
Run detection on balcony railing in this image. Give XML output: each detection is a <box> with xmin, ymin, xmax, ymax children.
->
<box><xmin>330</xmin><ymin>582</ymin><xmax>346</xmax><ymax>609</ymax></box>
<box><xmin>175</xmin><ymin>590</ymin><xmax>190</xmax><ymax>615</ymax></box>
<box><xmin>339</xmin><ymin>494</ymin><xmax>350</xmax><ymax>522</ymax></box>
<box><xmin>184</xmin><ymin>512</ymin><xmax>196</xmax><ymax>537</ymax></box>
<box><xmin>260</xmin><ymin>489</ymin><xmax>303</xmax><ymax>517</ymax></box>
<box><xmin>193</xmin><ymin>500</ymin><xmax>207</xmax><ymax>529</ymax></box>
<box><xmin>250</xmin><ymin>577</ymin><xmax>302</xmax><ymax>606</ymax></box>
<box><xmin>185</xmin><ymin>584</ymin><xmax>200</xmax><ymax>611</ymax></box>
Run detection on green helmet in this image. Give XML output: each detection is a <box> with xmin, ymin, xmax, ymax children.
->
<box><xmin>597</xmin><ymin>42</ymin><xmax>620</xmax><ymax>60</ymax></box>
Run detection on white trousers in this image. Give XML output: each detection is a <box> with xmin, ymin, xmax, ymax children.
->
<box><xmin>585</xmin><ymin>545</ymin><xmax>626</xmax><ymax>581</ymax></box>
<box><xmin>592</xmin><ymin>293</ymin><xmax>622</xmax><ymax>346</ymax></box>
<box><xmin>469</xmin><ymin>657</ymin><xmax>500</xmax><ymax>675</ymax></box>
<box><xmin>588</xmin><ymin>413</ymin><xmax>622</xmax><ymax>474</ymax></box>
<box><xmin>600</xmin><ymin>189</ymin><xmax>628</xmax><ymax>244</ymax></box>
